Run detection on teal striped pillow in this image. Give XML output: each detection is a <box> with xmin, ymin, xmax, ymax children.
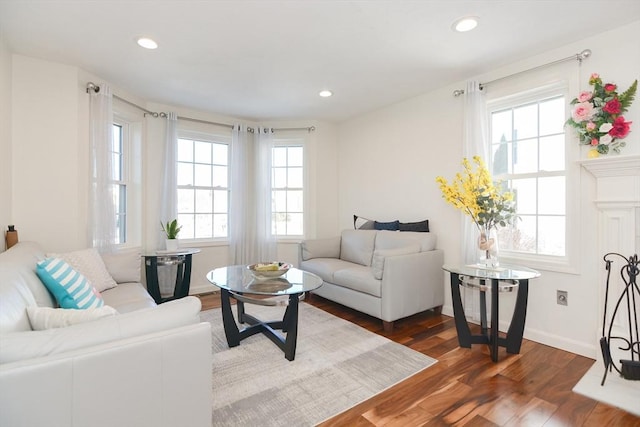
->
<box><xmin>36</xmin><ymin>258</ymin><xmax>104</xmax><ymax>309</ymax></box>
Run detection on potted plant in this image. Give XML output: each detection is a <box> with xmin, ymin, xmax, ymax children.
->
<box><xmin>161</xmin><ymin>219</ymin><xmax>182</xmax><ymax>251</ymax></box>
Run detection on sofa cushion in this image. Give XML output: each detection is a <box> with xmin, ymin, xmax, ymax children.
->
<box><xmin>36</xmin><ymin>258</ymin><xmax>104</xmax><ymax>309</ymax></box>
<box><xmin>101</xmin><ymin>282</ymin><xmax>156</xmax><ymax>313</ymax></box>
<box><xmin>27</xmin><ymin>306</ymin><xmax>118</xmax><ymax>330</ymax></box>
<box><xmin>299</xmin><ymin>258</ymin><xmax>355</xmax><ymax>283</ymax></box>
<box><xmin>0</xmin><ymin>241</ymin><xmax>55</xmax><ymax>308</ymax></box>
<box><xmin>340</xmin><ymin>229</ymin><xmax>377</xmax><ymax>266</ymax></box>
<box><xmin>100</xmin><ymin>248</ymin><xmax>142</xmax><ymax>284</ymax></box>
<box><xmin>0</xmin><ymin>267</ymin><xmax>38</xmax><ymax>334</ymax></box>
<box><xmin>375</xmin><ymin>230</ymin><xmax>437</xmax><ymax>252</ymax></box>
<box><xmin>300</xmin><ymin>237</ymin><xmax>340</xmax><ymax>261</ymax></box>
<box><xmin>333</xmin><ymin>266</ymin><xmax>381</xmax><ymax>297</ymax></box>
<box><xmin>371</xmin><ymin>244</ymin><xmax>421</xmax><ymax>280</ymax></box>
<box><xmin>48</xmin><ymin>248</ymin><xmax>117</xmax><ymax>292</ymax></box>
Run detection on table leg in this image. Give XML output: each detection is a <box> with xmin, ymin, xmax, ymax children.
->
<box><xmin>490</xmin><ymin>278</ymin><xmax>499</xmax><ymax>362</ymax></box>
<box><xmin>145</xmin><ymin>257</ymin><xmax>162</xmax><ymax>304</ymax></box>
<box><xmin>220</xmin><ymin>289</ymin><xmax>240</xmax><ymax>347</ymax></box>
<box><xmin>480</xmin><ymin>282</ymin><xmax>488</xmax><ymax>335</ymax></box>
<box><xmin>283</xmin><ymin>293</ymin><xmax>299</xmax><ymax>361</ymax></box>
<box><xmin>506</xmin><ymin>279</ymin><xmax>529</xmax><ymax>354</ymax></box>
<box><xmin>450</xmin><ymin>273</ymin><xmax>472</xmax><ymax>347</ymax></box>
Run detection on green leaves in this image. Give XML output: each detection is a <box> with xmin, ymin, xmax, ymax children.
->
<box><xmin>161</xmin><ymin>219</ymin><xmax>182</xmax><ymax>239</ymax></box>
<box><xmin>619</xmin><ymin>79</ymin><xmax>637</xmax><ymax>112</ymax></box>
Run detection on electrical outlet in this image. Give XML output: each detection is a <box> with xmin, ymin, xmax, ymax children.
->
<box><xmin>557</xmin><ymin>290</ymin><xmax>568</xmax><ymax>306</ymax></box>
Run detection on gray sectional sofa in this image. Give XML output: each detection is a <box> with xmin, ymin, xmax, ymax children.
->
<box><xmin>299</xmin><ymin>229</ymin><xmax>444</xmax><ymax>331</ymax></box>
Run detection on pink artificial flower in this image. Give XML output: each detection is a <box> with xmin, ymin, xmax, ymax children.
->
<box><xmin>586</xmin><ymin>122</ymin><xmax>596</xmax><ymax>131</ymax></box>
<box><xmin>589</xmin><ymin>73</ymin><xmax>601</xmax><ymax>84</ymax></box>
<box><xmin>578</xmin><ymin>91</ymin><xmax>593</xmax><ymax>102</ymax></box>
<box><xmin>609</xmin><ymin>116</ymin><xmax>632</xmax><ymax>138</ymax></box>
<box><xmin>603</xmin><ymin>98</ymin><xmax>621</xmax><ymax>114</ymax></box>
<box><xmin>591</xmin><ymin>138</ymin><xmax>599</xmax><ymax>146</ymax></box>
<box><xmin>604</xmin><ymin>83</ymin><xmax>617</xmax><ymax>92</ymax></box>
<box><xmin>572</xmin><ymin>102</ymin><xmax>595</xmax><ymax>122</ymax></box>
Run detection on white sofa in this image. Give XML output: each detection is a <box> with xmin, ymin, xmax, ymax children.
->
<box><xmin>299</xmin><ymin>229</ymin><xmax>444</xmax><ymax>331</ymax></box>
<box><xmin>0</xmin><ymin>242</ymin><xmax>212</xmax><ymax>427</ymax></box>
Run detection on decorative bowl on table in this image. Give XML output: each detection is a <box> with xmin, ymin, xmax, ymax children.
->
<box><xmin>247</xmin><ymin>262</ymin><xmax>292</xmax><ymax>278</ymax></box>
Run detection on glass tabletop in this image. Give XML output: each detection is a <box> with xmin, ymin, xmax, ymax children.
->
<box><xmin>206</xmin><ymin>265</ymin><xmax>323</xmax><ymax>296</ymax></box>
<box><xmin>442</xmin><ymin>263</ymin><xmax>541</xmax><ymax>281</ymax></box>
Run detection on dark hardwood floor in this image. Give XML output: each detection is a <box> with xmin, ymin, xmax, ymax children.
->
<box><xmin>197</xmin><ymin>292</ymin><xmax>640</xmax><ymax>427</ymax></box>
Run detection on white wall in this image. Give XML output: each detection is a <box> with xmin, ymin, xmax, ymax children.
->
<box><xmin>0</xmin><ymin>35</ymin><xmax>12</xmax><ymax>243</ymax></box>
<box><xmin>336</xmin><ymin>21</ymin><xmax>640</xmax><ymax>358</ymax></box>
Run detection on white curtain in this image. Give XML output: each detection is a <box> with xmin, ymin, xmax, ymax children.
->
<box><xmin>159</xmin><ymin>112</ymin><xmax>178</xmax><ymax>247</ymax></box>
<box><xmin>229</xmin><ymin>126</ymin><xmax>277</xmax><ymax>265</ymax></box>
<box><xmin>462</xmin><ymin>81</ymin><xmax>489</xmax><ymax>320</ymax></box>
<box><xmin>88</xmin><ymin>83</ymin><xmax>117</xmax><ymax>252</ymax></box>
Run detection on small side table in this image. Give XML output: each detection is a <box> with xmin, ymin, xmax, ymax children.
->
<box><xmin>143</xmin><ymin>249</ymin><xmax>200</xmax><ymax>304</ymax></box>
<box><xmin>443</xmin><ymin>264</ymin><xmax>540</xmax><ymax>362</ymax></box>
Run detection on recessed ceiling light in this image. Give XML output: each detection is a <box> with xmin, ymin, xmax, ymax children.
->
<box><xmin>137</xmin><ymin>37</ymin><xmax>158</xmax><ymax>49</ymax></box>
<box><xmin>319</xmin><ymin>90</ymin><xmax>333</xmax><ymax>97</ymax></box>
<box><xmin>452</xmin><ymin>16</ymin><xmax>479</xmax><ymax>32</ymax></box>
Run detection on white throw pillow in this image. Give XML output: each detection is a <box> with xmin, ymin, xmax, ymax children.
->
<box><xmin>48</xmin><ymin>248</ymin><xmax>117</xmax><ymax>292</ymax></box>
<box><xmin>27</xmin><ymin>306</ymin><xmax>118</xmax><ymax>330</ymax></box>
<box><xmin>100</xmin><ymin>248</ymin><xmax>142</xmax><ymax>283</ymax></box>
<box><xmin>371</xmin><ymin>244</ymin><xmax>421</xmax><ymax>280</ymax></box>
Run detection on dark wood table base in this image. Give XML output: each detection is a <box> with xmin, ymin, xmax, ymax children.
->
<box><xmin>220</xmin><ymin>289</ymin><xmax>300</xmax><ymax>361</ymax></box>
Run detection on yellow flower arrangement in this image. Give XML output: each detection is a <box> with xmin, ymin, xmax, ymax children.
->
<box><xmin>436</xmin><ymin>156</ymin><xmax>517</xmax><ymax>231</ymax></box>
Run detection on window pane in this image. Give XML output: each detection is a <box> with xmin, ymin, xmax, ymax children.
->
<box><xmin>273</xmin><ymin>147</ymin><xmax>287</xmax><ymax>167</ymax></box>
<box><xmin>511</xmin><ymin>215</ymin><xmax>537</xmax><ymax>253</ymax></box>
<box><xmin>177</xmin><ymin>189</ymin><xmax>194</xmax><ymax>213</ymax></box>
<box><xmin>491</xmin><ymin>110</ymin><xmax>512</xmax><ymax>143</ymax></box>
<box><xmin>112</xmin><ymin>153</ymin><xmax>121</xmax><ymax>180</ymax></box>
<box><xmin>178</xmin><ymin>139</ymin><xmax>193</xmax><ymax>162</ymax></box>
<box><xmin>287</xmin><ymin>190</ymin><xmax>303</xmax><ymax>212</ymax></box>
<box><xmin>539</xmin><ymin>97</ymin><xmax>565</xmax><ymax>136</ymax></box>
<box><xmin>538</xmin><ymin>177</ymin><xmax>565</xmax><ymax>215</ymax></box>
<box><xmin>213</xmin><ymin>190</ymin><xmax>228</xmax><ymax>213</ymax></box>
<box><xmin>539</xmin><ymin>135</ymin><xmax>565</xmax><ymax>171</ymax></box>
<box><xmin>273</xmin><ymin>168</ymin><xmax>287</xmax><ymax>188</ymax></box>
<box><xmin>273</xmin><ymin>190</ymin><xmax>287</xmax><ymax>211</ymax></box>
<box><xmin>289</xmin><ymin>167</ymin><xmax>303</xmax><ymax>187</ymax></box>
<box><xmin>491</xmin><ymin>140</ymin><xmax>511</xmax><ymax>176</ymax></box>
<box><xmin>538</xmin><ymin>216</ymin><xmax>565</xmax><ymax>256</ymax></box>
<box><xmin>212</xmin><ymin>165</ymin><xmax>227</xmax><ymax>187</ymax></box>
<box><xmin>178</xmin><ymin>214</ymin><xmax>194</xmax><ymax>239</ymax></box>
<box><xmin>288</xmin><ymin>213</ymin><xmax>304</xmax><ymax>235</ymax></box>
<box><xmin>213</xmin><ymin>213</ymin><xmax>228</xmax><ymax>237</ymax></box>
<box><xmin>273</xmin><ymin>212</ymin><xmax>287</xmax><ymax>235</ymax></box>
<box><xmin>513</xmin><ymin>139</ymin><xmax>538</xmax><ymax>174</ymax></box>
<box><xmin>195</xmin><ymin>189</ymin><xmax>212</xmax><ymax>213</ymax></box>
<box><xmin>212</xmin><ymin>143</ymin><xmax>228</xmax><ymax>165</ymax></box>
<box><xmin>177</xmin><ymin>163</ymin><xmax>193</xmax><ymax>186</ymax></box>
<box><xmin>288</xmin><ymin>147</ymin><xmax>303</xmax><ymax>167</ymax></box>
<box><xmin>513</xmin><ymin>103</ymin><xmax>538</xmax><ymax>140</ymax></box>
<box><xmin>195</xmin><ymin>214</ymin><xmax>212</xmax><ymax>238</ymax></box>
<box><xmin>194</xmin><ymin>164</ymin><xmax>212</xmax><ymax>187</ymax></box>
<box><xmin>194</xmin><ymin>141</ymin><xmax>211</xmax><ymax>163</ymax></box>
<box><xmin>512</xmin><ymin>178</ymin><xmax>536</xmax><ymax>215</ymax></box>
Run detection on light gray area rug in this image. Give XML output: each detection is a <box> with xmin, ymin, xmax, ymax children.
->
<box><xmin>573</xmin><ymin>361</ymin><xmax>640</xmax><ymax>416</ymax></box>
<box><xmin>200</xmin><ymin>303</ymin><xmax>437</xmax><ymax>426</ymax></box>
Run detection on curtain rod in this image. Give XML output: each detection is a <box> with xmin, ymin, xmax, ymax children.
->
<box><xmin>86</xmin><ymin>82</ymin><xmax>315</xmax><ymax>133</ymax></box>
<box><xmin>452</xmin><ymin>48</ymin><xmax>591</xmax><ymax>97</ymax></box>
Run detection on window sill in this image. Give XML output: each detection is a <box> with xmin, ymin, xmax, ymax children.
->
<box><xmin>498</xmin><ymin>252</ymin><xmax>579</xmax><ymax>275</ymax></box>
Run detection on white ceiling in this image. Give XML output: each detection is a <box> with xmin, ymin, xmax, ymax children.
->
<box><xmin>1</xmin><ymin>1</ymin><xmax>639</xmax><ymax>122</ymax></box>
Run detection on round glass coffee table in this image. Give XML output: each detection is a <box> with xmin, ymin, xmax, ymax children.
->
<box><xmin>206</xmin><ymin>265</ymin><xmax>323</xmax><ymax>361</ymax></box>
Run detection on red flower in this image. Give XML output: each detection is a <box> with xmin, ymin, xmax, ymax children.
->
<box><xmin>603</xmin><ymin>98</ymin><xmax>621</xmax><ymax>114</ymax></box>
<box><xmin>609</xmin><ymin>116</ymin><xmax>632</xmax><ymax>139</ymax></box>
<box><xmin>604</xmin><ymin>83</ymin><xmax>617</xmax><ymax>92</ymax></box>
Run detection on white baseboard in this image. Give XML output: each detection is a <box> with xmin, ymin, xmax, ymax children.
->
<box><xmin>189</xmin><ymin>283</ymin><xmax>218</xmax><ymax>295</ymax></box>
<box><xmin>440</xmin><ymin>304</ymin><xmax>597</xmax><ymax>359</ymax></box>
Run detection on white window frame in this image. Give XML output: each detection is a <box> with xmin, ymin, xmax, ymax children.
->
<box><xmin>176</xmin><ymin>130</ymin><xmax>231</xmax><ymax>243</ymax></box>
<box><xmin>487</xmin><ymin>80</ymin><xmax>580</xmax><ymax>274</ymax></box>
<box><xmin>271</xmin><ymin>138</ymin><xmax>306</xmax><ymax>240</ymax></box>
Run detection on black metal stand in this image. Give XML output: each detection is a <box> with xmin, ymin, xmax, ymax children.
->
<box><xmin>144</xmin><ymin>253</ymin><xmax>194</xmax><ymax>304</ymax></box>
<box><xmin>449</xmin><ymin>272</ymin><xmax>529</xmax><ymax>362</ymax></box>
<box><xmin>220</xmin><ymin>289</ymin><xmax>301</xmax><ymax>361</ymax></box>
<box><xmin>600</xmin><ymin>253</ymin><xmax>640</xmax><ymax>385</ymax></box>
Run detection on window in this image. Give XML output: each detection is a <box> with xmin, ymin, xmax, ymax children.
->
<box><xmin>272</xmin><ymin>144</ymin><xmax>304</xmax><ymax>237</ymax></box>
<box><xmin>489</xmin><ymin>91</ymin><xmax>567</xmax><ymax>258</ymax></box>
<box><xmin>111</xmin><ymin>123</ymin><xmax>127</xmax><ymax>244</ymax></box>
<box><xmin>177</xmin><ymin>136</ymin><xmax>229</xmax><ymax>239</ymax></box>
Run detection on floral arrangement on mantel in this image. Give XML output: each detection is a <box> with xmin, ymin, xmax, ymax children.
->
<box><xmin>566</xmin><ymin>73</ymin><xmax>637</xmax><ymax>157</ymax></box>
<box><xmin>436</xmin><ymin>157</ymin><xmax>517</xmax><ymax>266</ymax></box>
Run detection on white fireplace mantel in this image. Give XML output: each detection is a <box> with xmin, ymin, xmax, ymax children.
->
<box><xmin>579</xmin><ymin>154</ymin><xmax>640</xmax><ymax>207</ymax></box>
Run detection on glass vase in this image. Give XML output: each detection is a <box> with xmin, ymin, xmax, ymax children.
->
<box><xmin>477</xmin><ymin>226</ymin><xmax>499</xmax><ymax>268</ymax></box>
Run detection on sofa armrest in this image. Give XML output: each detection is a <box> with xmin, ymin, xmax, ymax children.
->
<box><xmin>0</xmin><ymin>296</ymin><xmax>202</xmax><ymax>364</ymax></box>
<box><xmin>379</xmin><ymin>249</ymin><xmax>445</xmax><ymax>322</ymax></box>
<box><xmin>299</xmin><ymin>236</ymin><xmax>341</xmax><ymax>262</ymax></box>
<box><xmin>0</xmin><ymin>322</ymin><xmax>212</xmax><ymax>427</ymax></box>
